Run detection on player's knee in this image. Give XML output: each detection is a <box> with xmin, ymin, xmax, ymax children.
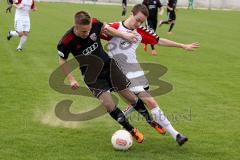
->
<box><xmin>127</xmin><ymin>97</ymin><xmax>138</xmax><ymax>105</ymax></box>
<box><xmin>144</xmin><ymin>98</ymin><xmax>158</xmax><ymax>108</ymax></box>
<box><xmin>102</xmin><ymin>101</ymin><xmax>115</xmax><ymax>112</ymax></box>
<box><xmin>18</xmin><ymin>32</ymin><xmax>24</xmax><ymax>37</ymax></box>
<box><xmin>23</xmin><ymin>32</ymin><xmax>28</xmax><ymax>36</ymax></box>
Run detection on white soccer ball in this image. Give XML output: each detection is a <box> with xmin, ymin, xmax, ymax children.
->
<box><xmin>111</xmin><ymin>130</ymin><xmax>133</xmax><ymax>150</ymax></box>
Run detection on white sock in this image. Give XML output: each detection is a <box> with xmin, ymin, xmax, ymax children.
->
<box><xmin>151</xmin><ymin>107</ymin><xmax>179</xmax><ymax>140</ymax></box>
<box><xmin>10</xmin><ymin>31</ymin><xmax>19</xmax><ymax>37</ymax></box>
<box><xmin>17</xmin><ymin>35</ymin><xmax>27</xmax><ymax>49</ymax></box>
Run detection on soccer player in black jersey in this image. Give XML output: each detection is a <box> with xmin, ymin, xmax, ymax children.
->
<box><xmin>142</xmin><ymin>0</ymin><xmax>164</xmax><ymax>55</ymax></box>
<box><xmin>57</xmin><ymin>11</ymin><xmax>158</xmax><ymax>143</ymax></box>
<box><xmin>122</xmin><ymin>0</ymin><xmax>127</xmax><ymax>17</ymax></box>
<box><xmin>159</xmin><ymin>0</ymin><xmax>177</xmax><ymax>34</ymax></box>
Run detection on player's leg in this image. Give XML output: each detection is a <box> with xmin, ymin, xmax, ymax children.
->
<box><xmin>168</xmin><ymin>11</ymin><xmax>176</xmax><ymax>33</ymax></box>
<box><xmin>98</xmin><ymin>91</ymin><xmax>143</xmax><ymax>143</ymax></box>
<box><xmin>138</xmin><ymin>91</ymin><xmax>178</xmax><ymax>136</ymax></box>
<box><xmin>7</xmin><ymin>19</ymin><xmax>21</xmax><ymax>40</ymax></box>
<box><xmin>118</xmin><ymin>89</ymin><xmax>154</xmax><ymax>124</ymax></box>
<box><xmin>138</xmin><ymin>91</ymin><xmax>188</xmax><ymax>145</ymax></box>
<box><xmin>159</xmin><ymin>12</ymin><xmax>170</xmax><ymax>27</ymax></box>
<box><xmin>16</xmin><ymin>19</ymin><xmax>30</xmax><ymax>51</ymax></box>
<box><xmin>91</xmin><ymin>61</ymin><xmax>144</xmax><ymax>143</ymax></box>
<box><xmin>189</xmin><ymin>0</ymin><xmax>194</xmax><ymax>9</ymax></box>
<box><xmin>17</xmin><ymin>31</ymin><xmax>28</xmax><ymax>51</ymax></box>
<box><xmin>168</xmin><ymin>20</ymin><xmax>175</xmax><ymax>33</ymax></box>
<box><xmin>150</xmin><ymin>20</ymin><xmax>158</xmax><ymax>55</ymax></box>
<box><xmin>122</xmin><ymin>1</ymin><xmax>127</xmax><ymax>16</ymax></box>
<box><xmin>111</xmin><ymin>64</ymin><xmax>152</xmax><ymax>123</ymax></box>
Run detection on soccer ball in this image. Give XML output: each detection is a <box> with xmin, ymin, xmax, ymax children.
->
<box><xmin>111</xmin><ymin>130</ymin><xmax>133</xmax><ymax>150</ymax></box>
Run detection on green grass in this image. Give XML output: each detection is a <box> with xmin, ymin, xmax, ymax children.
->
<box><xmin>0</xmin><ymin>2</ymin><xmax>240</xmax><ymax>160</ymax></box>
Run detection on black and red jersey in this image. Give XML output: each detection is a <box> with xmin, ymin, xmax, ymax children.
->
<box><xmin>57</xmin><ymin>18</ymin><xmax>110</xmax><ymax>74</ymax></box>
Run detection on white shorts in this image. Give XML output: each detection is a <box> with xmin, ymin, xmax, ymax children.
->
<box><xmin>112</xmin><ymin>55</ymin><xmax>149</xmax><ymax>94</ymax></box>
<box><xmin>128</xmin><ymin>76</ymin><xmax>149</xmax><ymax>94</ymax></box>
<box><xmin>14</xmin><ymin>19</ymin><xmax>30</xmax><ymax>32</ymax></box>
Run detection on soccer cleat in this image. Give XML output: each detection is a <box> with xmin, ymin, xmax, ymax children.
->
<box><xmin>7</xmin><ymin>31</ymin><xmax>12</xmax><ymax>40</ymax></box>
<box><xmin>130</xmin><ymin>128</ymin><xmax>144</xmax><ymax>143</ymax></box>
<box><xmin>176</xmin><ymin>134</ymin><xmax>188</xmax><ymax>146</ymax></box>
<box><xmin>16</xmin><ymin>48</ymin><xmax>22</xmax><ymax>52</ymax></box>
<box><xmin>151</xmin><ymin>50</ymin><xmax>157</xmax><ymax>56</ymax></box>
<box><xmin>150</xmin><ymin>121</ymin><xmax>166</xmax><ymax>135</ymax></box>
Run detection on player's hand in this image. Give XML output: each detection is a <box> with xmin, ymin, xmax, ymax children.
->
<box><xmin>122</xmin><ymin>32</ymin><xmax>137</xmax><ymax>43</ymax></box>
<box><xmin>70</xmin><ymin>80</ymin><xmax>80</xmax><ymax>90</ymax></box>
<box><xmin>182</xmin><ymin>42</ymin><xmax>200</xmax><ymax>51</ymax></box>
<box><xmin>6</xmin><ymin>5</ymin><xmax>12</xmax><ymax>13</ymax></box>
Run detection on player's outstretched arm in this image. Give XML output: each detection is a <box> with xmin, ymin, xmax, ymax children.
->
<box><xmin>102</xmin><ymin>24</ymin><xmax>137</xmax><ymax>43</ymax></box>
<box><xmin>59</xmin><ymin>57</ymin><xmax>79</xmax><ymax>90</ymax></box>
<box><xmin>158</xmin><ymin>38</ymin><xmax>200</xmax><ymax>51</ymax></box>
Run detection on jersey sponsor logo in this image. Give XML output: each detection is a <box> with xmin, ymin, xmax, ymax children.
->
<box><xmin>119</xmin><ymin>40</ymin><xmax>132</xmax><ymax>50</ymax></box>
<box><xmin>149</xmin><ymin>4</ymin><xmax>157</xmax><ymax>9</ymax></box>
<box><xmin>90</xmin><ymin>33</ymin><xmax>97</xmax><ymax>41</ymax></box>
<box><xmin>82</xmin><ymin>42</ymin><xmax>98</xmax><ymax>55</ymax></box>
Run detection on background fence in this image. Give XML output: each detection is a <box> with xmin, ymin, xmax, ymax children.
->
<box><xmin>40</xmin><ymin>0</ymin><xmax>240</xmax><ymax>10</ymax></box>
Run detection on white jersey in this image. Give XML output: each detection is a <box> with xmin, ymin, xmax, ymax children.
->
<box><xmin>14</xmin><ymin>0</ymin><xmax>34</xmax><ymax>20</ymax></box>
<box><xmin>108</xmin><ymin>23</ymin><xmax>141</xmax><ymax>64</ymax></box>
<box><xmin>103</xmin><ymin>22</ymin><xmax>159</xmax><ymax>93</ymax></box>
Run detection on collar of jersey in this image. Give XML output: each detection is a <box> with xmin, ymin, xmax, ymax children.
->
<box><xmin>122</xmin><ymin>21</ymin><xmax>134</xmax><ymax>31</ymax></box>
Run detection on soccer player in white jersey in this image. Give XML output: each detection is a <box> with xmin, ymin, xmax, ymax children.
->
<box><xmin>7</xmin><ymin>0</ymin><xmax>37</xmax><ymax>51</ymax></box>
<box><xmin>101</xmin><ymin>4</ymin><xmax>199</xmax><ymax>146</ymax></box>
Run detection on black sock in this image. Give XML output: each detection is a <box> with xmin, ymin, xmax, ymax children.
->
<box><xmin>169</xmin><ymin>23</ymin><xmax>175</xmax><ymax>32</ymax></box>
<box><xmin>122</xmin><ymin>10</ymin><xmax>126</xmax><ymax>16</ymax></box>
<box><xmin>151</xmin><ymin>45</ymin><xmax>155</xmax><ymax>50</ymax></box>
<box><xmin>132</xmin><ymin>99</ymin><xmax>153</xmax><ymax>124</ymax></box>
<box><xmin>109</xmin><ymin>107</ymin><xmax>134</xmax><ymax>131</ymax></box>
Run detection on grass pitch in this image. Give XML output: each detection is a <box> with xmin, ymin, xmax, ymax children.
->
<box><xmin>0</xmin><ymin>2</ymin><xmax>240</xmax><ymax>160</ymax></box>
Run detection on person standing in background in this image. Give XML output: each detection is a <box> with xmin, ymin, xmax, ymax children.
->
<box><xmin>159</xmin><ymin>0</ymin><xmax>177</xmax><ymax>34</ymax></box>
<box><xmin>7</xmin><ymin>0</ymin><xmax>37</xmax><ymax>52</ymax></box>
<box><xmin>142</xmin><ymin>0</ymin><xmax>164</xmax><ymax>55</ymax></box>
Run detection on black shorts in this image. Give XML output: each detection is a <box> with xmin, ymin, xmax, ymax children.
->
<box><xmin>85</xmin><ymin>59</ymin><xmax>130</xmax><ymax>98</ymax></box>
<box><xmin>146</xmin><ymin>19</ymin><xmax>157</xmax><ymax>31</ymax></box>
<box><xmin>168</xmin><ymin>10</ymin><xmax>176</xmax><ymax>21</ymax></box>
